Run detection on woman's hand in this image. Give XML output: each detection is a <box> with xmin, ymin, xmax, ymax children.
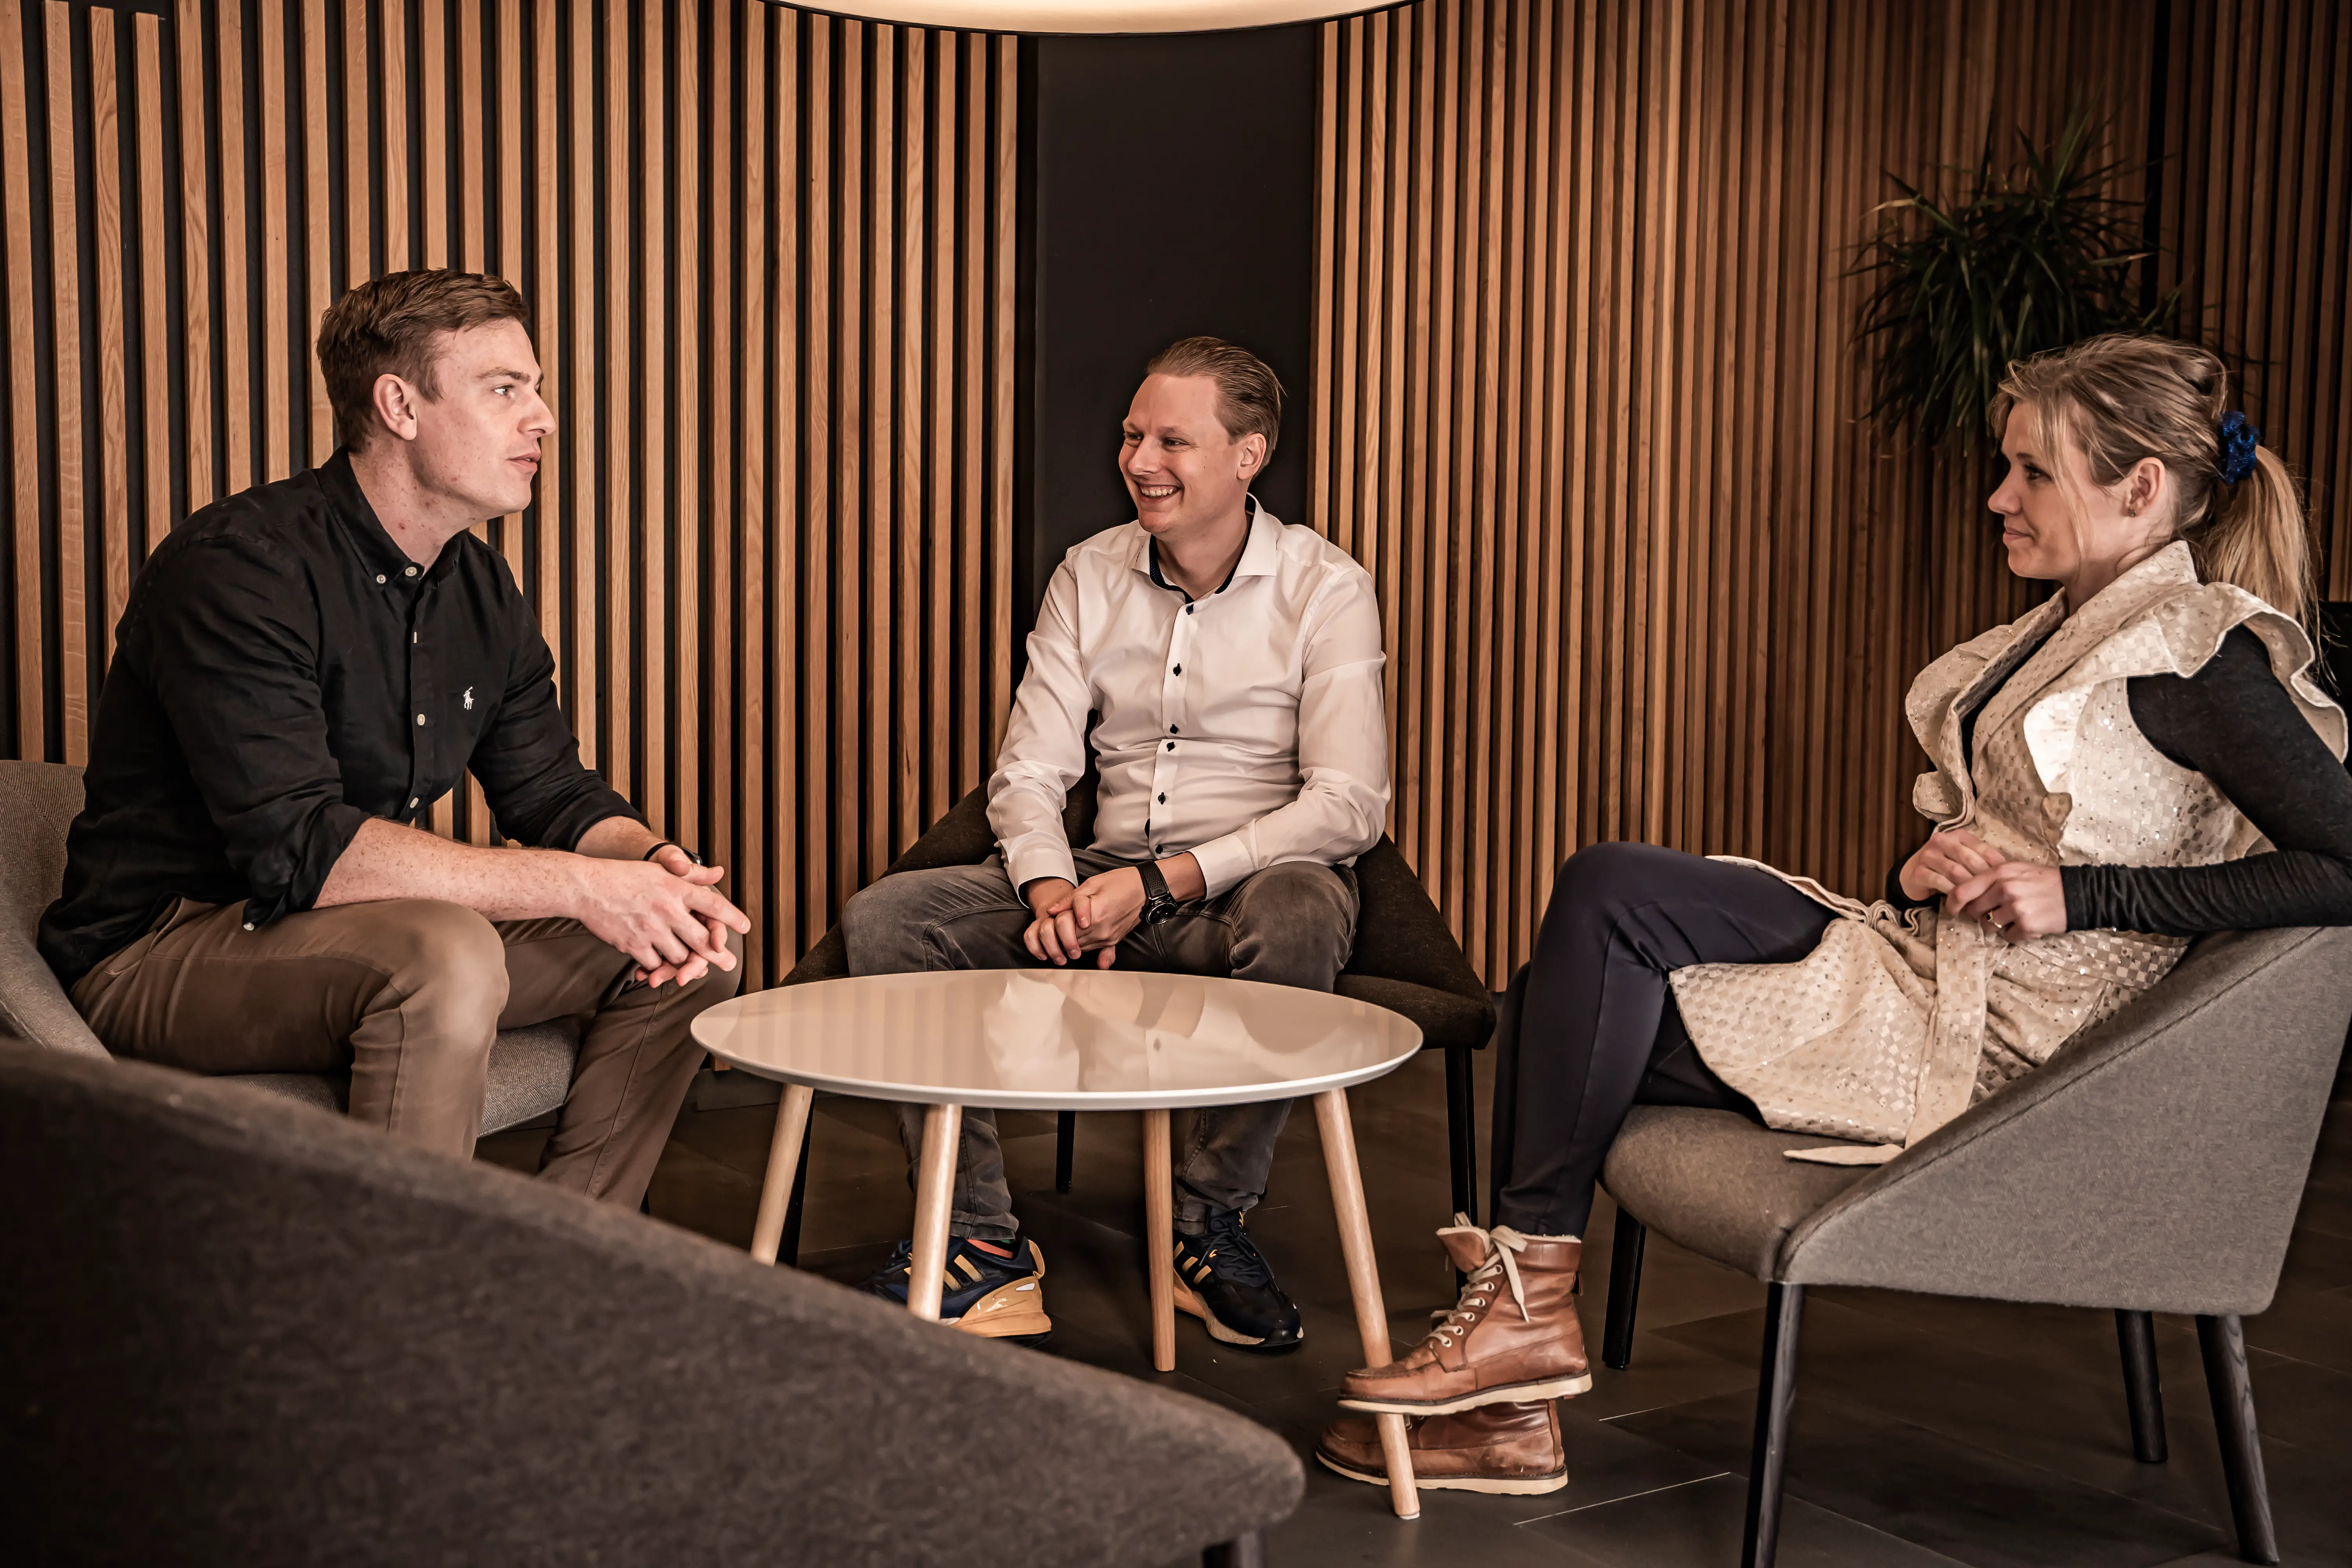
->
<box><xmin>1951</xmin><ymin>861</ymin><xmax>2068</xmax><ymax>942</ymax></box>
<box><xmin>1898</xmin><ymin>828</ymin><xmax>2006</xmax><ymax>902</ymax></box>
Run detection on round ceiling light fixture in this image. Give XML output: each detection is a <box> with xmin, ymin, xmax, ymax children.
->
<box><xmin>784</xmin><ymin>0</ymin><xmax>1390</xmax><ymax>33</ymax></box>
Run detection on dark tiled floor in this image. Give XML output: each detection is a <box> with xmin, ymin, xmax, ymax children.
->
<box><xmin>480</xmin><ymin>1049</ymin><xmax>2352</xmax><ymax>1568</ymax></box>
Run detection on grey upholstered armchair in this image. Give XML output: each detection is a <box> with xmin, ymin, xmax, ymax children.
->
<box><xmin>0</xmin><ymin>759</ymin><xmax>579</xmax><ymax>1131</ymax></box>
<box><xmin>0</xmin><ymin>1044</ymin><xmax>1302</xmax><ymax>1564</ymax></box>
<box><xmin>1577</xmin><ymin>924</ymin><xmax>2352</xmax><ymax>1568</ymax></box>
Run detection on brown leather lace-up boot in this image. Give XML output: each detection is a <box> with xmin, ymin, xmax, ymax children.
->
<box><xmin>1338</xmin><ymin>1214</ymin><xmax>1590</xmax><ymax>1415</ymax></box>
<box><xmin>1315</xmin><ymin>1400</ymin><xmax>1567</xmax><ymax>1495</ymax></box>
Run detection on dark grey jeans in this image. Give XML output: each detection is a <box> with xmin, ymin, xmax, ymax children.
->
<box><xmin>838</xmin><ymin>848</ymin><xmax>1359</xmax><ymax>1241</ymax></box>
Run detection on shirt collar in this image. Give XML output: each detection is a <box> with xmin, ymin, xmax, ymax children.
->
<box><xmin>1140</xmin><ymin>496</ymin><xmax>1281</xmax><ymax>601</ymax></box>
<box><xmin>317</xmin><ymin>448</ymin><xmax>463</xmax><ymax>586</ymax></box>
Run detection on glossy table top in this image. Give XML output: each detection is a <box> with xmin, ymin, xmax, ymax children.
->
<box><xmin>693</xmin><ymin>969</ymin><xmax>1423</xmax><ymax>1108</ymax></box>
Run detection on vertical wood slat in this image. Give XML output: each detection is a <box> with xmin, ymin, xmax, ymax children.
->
<box><xmin>2</xmin><ymin>0</ymin><xmax>38</xmax><ymax>753</ymax></box>
<box><xmin>43</xmin><ymin>4</ymin><xmax>85</xmax><ymax>763</ymax></box>
<box><xmin>0</xmin><ymin>2</ymin><xmax>1017</xmax><ymax>986</ymax></box>
<box><xmin>1310</xmin><ymin>0</ymin><xmax>2346</xmax><ymax>983</ymax></box>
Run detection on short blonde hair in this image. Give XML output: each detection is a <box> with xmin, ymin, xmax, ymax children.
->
<box><xmin>1145</xmin><ymin>336</ymin><xmax>1284</xmax><ymax>466</ymax></box>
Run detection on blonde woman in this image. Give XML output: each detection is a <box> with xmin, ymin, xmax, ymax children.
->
<box><xmin>1318</xmin><ymin>334</ymin><xmax>2352</xmax><ymax>1495</ymax></box>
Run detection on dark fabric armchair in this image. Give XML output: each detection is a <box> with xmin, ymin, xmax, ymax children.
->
<box><xmin>772</xmin><ymin>780</ymin><xmax>1495</xmax><ymax>1262</ymax></box>
<box><xmin>1</xmin><ymin>1044</ymin><xmax>1302</xmax><ymax>1565</ymax></box>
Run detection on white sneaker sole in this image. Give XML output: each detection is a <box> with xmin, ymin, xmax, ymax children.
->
<box><xmin>1336</xmin><ymin>1372</ymin><xmax>1592</xmax><ymax>1416</ymax></box>
<box><xmin>1316</xmin><ymin>1449</ymin><xmax>1568</xmax><ymax>1495</ymax></box>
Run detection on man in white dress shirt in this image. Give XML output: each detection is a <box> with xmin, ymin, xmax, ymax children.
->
<box><xmin>841</xmin><ymin>337</ymin><xmax>1392</xmax><ymax>1348</ymax></box>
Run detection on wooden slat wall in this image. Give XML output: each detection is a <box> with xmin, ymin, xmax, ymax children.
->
<box><xmin>1311</xmin><ymin>0</ymin><xmax>2352</xmax><ymax>983</ymax></box>
<box><xmin>2152</xmin><ymin>0</ymin><xmax>2352</xmax><ymax>595</ymax></box>
<box><xmin>0</xmin><ymin>0</ymin><xmax>1018</xmax><ymax>988</ymax></box>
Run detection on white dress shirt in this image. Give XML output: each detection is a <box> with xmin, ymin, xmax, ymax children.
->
<box><xmin>989</xmin><ymin>501</ymin><xmax>1392</xmax><ymax>898</ymax></box>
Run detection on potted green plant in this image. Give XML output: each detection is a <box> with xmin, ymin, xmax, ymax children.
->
<box><xmin>1854</xmin><ymin>106</ymin><xmax>2177</xmax><ymax>450</ymax></box>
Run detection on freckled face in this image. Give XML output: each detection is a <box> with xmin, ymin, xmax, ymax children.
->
<box><xmin>403</xmin><ymin>319</ymin><xmax>554</xmax><ymax>519</ymax></box>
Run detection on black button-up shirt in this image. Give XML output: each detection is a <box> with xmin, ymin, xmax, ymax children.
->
<box><xmin>39</xmin><ymin>451</ymin><xmax>639</xmax><ymax>985</ymax></box>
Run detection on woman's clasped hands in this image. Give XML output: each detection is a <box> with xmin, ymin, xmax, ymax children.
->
<box><xmin>1898</xmin><ymin>827</ymin><xmax>2068</xmax><ymax>942</ymax></box>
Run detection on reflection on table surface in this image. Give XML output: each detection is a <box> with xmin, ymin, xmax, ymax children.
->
<box><xmin>692</xmin><ymin>968</ymin><xmax>1423</xmax><ymax>1107</ymax></box>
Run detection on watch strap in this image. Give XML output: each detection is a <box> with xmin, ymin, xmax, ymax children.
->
<box><xmin>1136</xmin><ymin>858</ymin><xmax>1178</xmax><ymax>921</ymax></box>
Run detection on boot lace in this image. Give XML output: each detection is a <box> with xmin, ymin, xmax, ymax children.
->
<box><xmin>1422</xmin><ymin>1213</ymin><xmax>1533</xmax><ymax>1351</ymax></box>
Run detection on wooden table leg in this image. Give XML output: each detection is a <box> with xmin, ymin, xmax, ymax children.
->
<box><xmin>1143</xmin><ymin>1108</ymin><xmax>1176</xmax><ymax>1372</ymax></box>
<box><xmin>907</xmin><ymin>1102</ymin><xmax>963</xmax><ymax>1322</ymax></box>
<box><xmin>1315</xmin><ymin>1087</ymin><xmax>1420</xmax><ymax>1521</ymax></box>
<box><xmin>749</xmin><ymin>1083</ymin><xmax>816</xmax><ymax>1265</ymax></box>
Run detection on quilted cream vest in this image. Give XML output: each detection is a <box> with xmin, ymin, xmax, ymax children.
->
<box><xmin>1670</xmin><ymin>542</ymin><xmax>2345</xmax><ymax>1165</ymax></box>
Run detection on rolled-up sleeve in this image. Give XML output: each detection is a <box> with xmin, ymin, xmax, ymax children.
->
<box><xmin>1186</xmin><ymin>569</ymin><xmax>1391</xmax><ymax>897</ymax></box>
<box><xmin>141</xmin><ymin>541</ymin><xmax>371</xmax><ymax>926</ymax></box>
<box><xmin>470</xmin><ymin>587</ymin><xmax>641</xmax><ymax>849</ymax></box>
<box><xmin>989</xmin><ymin>561</ymin><xmax>1091</xmax><ymax>891</ymax></box>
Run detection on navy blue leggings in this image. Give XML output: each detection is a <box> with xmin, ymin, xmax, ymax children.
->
<box><xmin>1490</xmin><ymin>843</ymin><xmax>1837</xmax><ymax>1236</ymax></box>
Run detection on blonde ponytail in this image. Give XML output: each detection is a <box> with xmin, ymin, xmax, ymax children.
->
<box><xmin>2192</xmin><ymin>444</ymin><xmax>2314</xmax><ymax>624</ymax></box>
<box><xmin>1991</xmin><ymin>334</ymin><xmax>2318</xmax><ymax>625</ymax></box>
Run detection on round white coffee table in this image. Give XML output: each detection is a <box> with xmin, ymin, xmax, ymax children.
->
<box><xmin>692</xmin><ymin>967</ymin><xmax>1428</xmax><ymax>1518</ymax></box>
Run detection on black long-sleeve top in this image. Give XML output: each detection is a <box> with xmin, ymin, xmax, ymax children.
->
<box><xmin>39</xmin><ymin>451</ymin><xmax>640</xmax><ymax>986</ymax></box>
<box><xmin>1884</xmin><ymin>626</ymin><xmax>2352</xmax><ymax>934</ymax></box>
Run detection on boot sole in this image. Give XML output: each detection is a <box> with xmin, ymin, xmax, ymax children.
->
<box><xmin>1336</xmin><ymin>1372</ymin><xmax>1592</xmax><ymax>1415</ymax></box>
<box><xmin>1172</xmin><ymin>1275</ymin><xmax>1303</xmax><ymax>1352</ymax></box>
<box><xmin>1314</xmin><ymin>1450</ymin><xmax>1567</xmax><ymax>1495</ymax></box>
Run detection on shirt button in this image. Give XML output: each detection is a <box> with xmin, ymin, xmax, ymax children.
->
<box><xmin>408</xmin><ymin>796</ymin><xmax>419</xmax><ymax>808</ymax></box>
<box><xmin>375</xmin><ymin>573</ymin><xmax>387</xmax><ymax>584</ymax></box>
<box><xmin>1166</xmin><ymin>740</ymin><xmax>1175</xmax><ymax>751</ymax></box>
<box><xmin>416</xmin><ymin>714</ymin><xmax>427</xmax><ymax>726</ymax></box>
<box><xmin>405</xmin><ymin>565</ymin><xmax>418</xmax><ymax>577</ymax></box>
<box><xmin>1158</xmin><ymin>792</ymin><xmax>1166</xmax><ymax>803</ymax></box>
<box><xmin>1185</xmin><ymin>604</ymin><xmax>1194</xmax><ymax>615</ymax></box>
<box><xmin>242</xmin><ymin>922</ymin><xmax>255</xmax><ymax>931</ymax></box>
<box><xmin>1169</xmin><ymin>724</ymin><xmax>1178</xmax><ymax>734</ymax></box>
<box><xmin>1173</xmin><ymin>664</ymin><xmax>1182</xmax><ymax>675</ymax></box>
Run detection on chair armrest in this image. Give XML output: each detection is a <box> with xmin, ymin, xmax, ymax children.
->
<box><xmin>1779</xmin><ymin>926</ymin><xmax>2352</xmax><ymax>1316</ymax></box>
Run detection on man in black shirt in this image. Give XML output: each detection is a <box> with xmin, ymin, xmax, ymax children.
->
<box><xmin>40</xmin><ymin>269</ymin><xmax>750</xmax><ymax>1208</ymax></box>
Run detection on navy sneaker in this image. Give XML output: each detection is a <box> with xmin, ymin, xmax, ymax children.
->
<box><xmin>859</xmin><ymin>1234</ymin><xmax>1052</xmax><ymax>1340</ymax></box>
<box><xmin>1171</xmin><ymin>1208</ymin><xmax>1303</xmax><ymax>1351</ymax></box>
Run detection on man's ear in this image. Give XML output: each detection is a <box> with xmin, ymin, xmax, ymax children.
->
<box><xmin>371</xmin><ymin>372</ymin><xmax>422</xmax><ymax>444</ymax></box>
<box><xmin>1237</xmin><ymin>432</ymin><xmax>1267</xmax><ymax>481</ymax></box>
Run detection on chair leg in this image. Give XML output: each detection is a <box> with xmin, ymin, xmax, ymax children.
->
<box><xmin>1202</xmin><ymin>1532</ymin><xmax>1265</xmax><ymax>1568</ymax></box>
<box><xmin>2114</xmin><ymin>1308</ymin><xmax>2167</xmax><ymax>1464</ymax></box>
<box><xmin>778</xmin><ymin>1114</ymin><xmax>814</xmax><ymax>1269</ymax></box>
<box><xmin>1602</xmin><ymin>1214</ymin><xmax>1647</xmax><ymax>1370</ymax></box>
<box><xmin>1445</xmin><ymin>1043</ymin><xmax>1478</xmax><ymax>1225</ymax></box>
<box><xmin>2196</xmin><ymin>1314</ymin><xmax>2279</xmax><ymax>1564</ymax></box>
<box><xmin>1740</xmin><ymin>1283</ymin><xmax>1806</xmax><ymax>1568</ymax></box>
<box><xmin>1055</xmin><ymin>1109</ymin><xmax>1076</xmax><ymax>1193</ymax></box>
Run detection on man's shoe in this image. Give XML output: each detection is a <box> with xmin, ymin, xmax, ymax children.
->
<box><xmin>858</xmin><ymin>1234</ymin><xmax>1053</xmax><ymax>1339</ymax></box>
<box><xmin>1316</xmin><ymin>1401</ymin><xmax>1568</xmax><ymax>1495</ymax></box>
<box><xmin>1171</xmin><ymin>1208</ymin><xmax>1303</xmax><ymax>1351</ymax></box>
<box><xmin>1338</xmin><ymin>1214</ymin><xmax>1589</xmax><ymax>1414</ymax></box>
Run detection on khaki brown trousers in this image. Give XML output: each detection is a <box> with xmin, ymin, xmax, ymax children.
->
<box><xmin>72</xmin><ymin>896</ymin><xmax>740</xmax><ymax>1208</ymax></box>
